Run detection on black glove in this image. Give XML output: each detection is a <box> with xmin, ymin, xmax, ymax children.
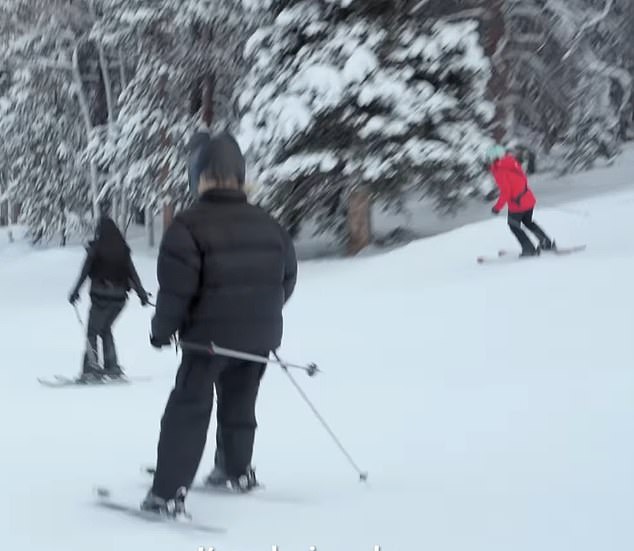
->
<box><xmin>69</xmin><ymin>290</ymin><xmax>79</xmax><ymax>305</ymax></box>
<box><xmin>138</xmin><ymin>290</ymin><xmax>150</xmax><ymax>307</ymax></box>
<box><xmin>491</xmin><ymin>207</ymin><xmax>500</xmax><ymax>215</ymax></box>
<box><xmin>150</xmin><ymin>333</ymin><xmax>172</xmax><ymax>349</ymax></box>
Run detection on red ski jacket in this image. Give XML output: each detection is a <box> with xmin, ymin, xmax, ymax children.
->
<box><xmin>490</xmin><ymin>155</ymin><xmax>536</xmax><ymax>213</ymax></box>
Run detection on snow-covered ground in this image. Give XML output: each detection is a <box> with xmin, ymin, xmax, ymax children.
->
<box><xmin>1</xmin><ymin>168</ymin><xmax>634</xmax><ymax>550</ymax></box>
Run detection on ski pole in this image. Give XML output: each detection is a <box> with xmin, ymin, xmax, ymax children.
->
<box><xmin>72</xmin><ymin>303</ymin><xmax>102</xmax><ymax>369</ymax></box>
<box><xmin>178</xmin><ymin>341</ymin><xmax>320</xmax><ymax>377</ymax></box>
<box><xmin>273</xmin><ymin>351</ymin><xmax>368</xmax><ymax>483</ymax></box>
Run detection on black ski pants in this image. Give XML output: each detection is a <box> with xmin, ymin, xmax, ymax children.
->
<box><xmin>83</xmin><ymin>295</ymin><xmax>126</xmax><ymax>372</ymax></box>
<box><xmin>508</xmin><ymin>209</ymin><xmax>550</xmax><ymax>253</ymax></box>
<box><xmin>151</xmin><ymin>352</ymin><xmax>266</xmax><ymax>500</ymax></box>
<box><xmin>212</xmin><ymin>361</ymin><xmax>266</xmax><ymax>475</ymax></box>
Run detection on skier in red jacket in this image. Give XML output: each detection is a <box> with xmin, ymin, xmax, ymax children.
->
<box><xmin>487</xmin><ymin>145</ymin><xmax>555</xmax><ymax>257</ymax></box>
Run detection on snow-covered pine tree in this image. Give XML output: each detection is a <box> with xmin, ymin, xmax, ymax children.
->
<box><xmin>558</xmin><ymin>0</ymin><xmax>633</xmax><ymax>170</ymax></box>
<box><xmin>497</xmin><ymin>0</ymin><xmax>632</xmax><ymax>171</ymax></box>
<box><xmin>0</xmin><ymin>67</ymin><xmax>90</xmax><ymax>244</ymax></box>
<box><xmin>0</xmin><ymin>0</ymin><xmax>137</xmax><ymax>239</ymax></box>
<box><xmin>88</xmin><ymin>0</ymin><xmax>256</xmax><ymax>235</ymax></box>
<box><xmin>1</xmin><ymin>0</ymin><xmax>256</xmax><ymax>241</ymax></box>
<box><xmin>240</xmin><ymin>0</ymin><xmax>494</xmax><ymax>252</ymax></box>
<box><xmin>0</xmin><ymin>1</ymin><xmax>97</xmax><ymax>243</ymax></box>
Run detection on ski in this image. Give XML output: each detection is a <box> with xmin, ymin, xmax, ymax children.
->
<box><xmin>142</xmin><ymin>466</ymin><xmax>303</xmax><ymax>505</ymax></box>
<box><xmin>477</xmin><ymin>253</ymin><xmax>527</xmax><ymax>264</ymax></box>
<box><xmin>498</xmin><ymin>244</ymin><xmax>586</xmax><ymax>257</ymax></box>
<box><xmin>38</xmin><ymin>374</ymin><xmax>152</xmax><ymax>387</ymax></box>
<box><xmin>93</xmin><ymin>487</ymin><xmax>225</xmax><ymax>534</ymax></box>
<box><xmin>142</xmin><ymin>465</ymin><xmax>266</xmax><ymax>494</ymax></box>
<box><xmin>478</xmin><ymin>244</ymin><xmax>586</xmax><ymax>264</ymax></box>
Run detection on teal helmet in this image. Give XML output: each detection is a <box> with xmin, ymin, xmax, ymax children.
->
<box><xmin>485</xmin><ymin>144</ymin><xmax>507</xmax><ymax>164</ymax></box>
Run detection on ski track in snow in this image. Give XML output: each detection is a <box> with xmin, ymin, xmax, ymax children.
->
<box><xmin>1</xmin><ymin>172</ymin><xmax>634</xmax><ymax>550</ymax></box>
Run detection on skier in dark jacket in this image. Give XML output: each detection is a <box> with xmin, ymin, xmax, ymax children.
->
<box><xmin>142</xmin><ymin>131</ymin><xmax>297</xmax><ymax>516</ymax></box>
<box><xmin>69</xmin><ymin>216</ymin><xmax>149</xmax><ymax>381</ymax></box>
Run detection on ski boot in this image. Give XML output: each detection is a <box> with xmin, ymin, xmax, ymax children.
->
<box><xmin>520</xmin><ymin>246</ymin><xmax>539</xmax><ymax>258</ymax></box>
<box><xmin>77</xmin><ymin>365</ymin><xmax>105</xmax><ymax>384</ymax></box>
<box><xmin>234</xmin><ymin>467</ymin><xmax>260</xmax><ymax>492</ymax></box>
<box><xmin>103</xmin><ymin>365</ymin><xmax>125</xmax><ymax>380</ymax></box>
<box><xmin>538</xmin><ymin>239</ymin><xmax>557</xmax><ymax>253</ymax></box>
<box><xmin>204</xmin><ymin>466</ymin><xmax>260</xmax><ymax>493</ymax></box>
<box><xmin>140</xmin><ymin>487</ymin><xmax>190</xmax><ymax>519</ymax></box>
<box><xmin>204</xmin><ymin>465</ymin><xmax>228</xmax><ymax>488</ymax></box>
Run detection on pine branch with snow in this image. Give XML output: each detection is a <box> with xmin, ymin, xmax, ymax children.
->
<box><xmin>240</xmin><ymin>0</ymin><xmax>495</xmax><ymax>243</ymax></box>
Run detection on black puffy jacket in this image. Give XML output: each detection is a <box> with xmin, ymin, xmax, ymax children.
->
<box><xmin>151</xmin><ymin>189</ymin><xmax>297</xmax><ymax>353</ymax></box>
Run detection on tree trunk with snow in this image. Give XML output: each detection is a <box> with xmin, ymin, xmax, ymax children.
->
<box><xmin>162</xmin><ymin>203</ymin><xmax>174</xmax><ymax>235</ymax></box>
<box><xmin>201</xmin><ymin>74</ymin><xmax>215</xmax><ymax>127</ymax></box>
<box><xmin>89</xmin><ymin>162</ymin><xmax>99</xmax><ymax>219</ymax></box>
<box><xmin>10</xmin><ymin>200</ymin><xmax>19</xmax><ymax>224</ymax></box>
<box><xmin>119</xmin><ymin>185</ymin><xmax>129</xmax><ymax>236</ymax></box>
<box><xmin>72</xmin><ymin>45</ymin><xmax>100</xmax><ymax>220</ymax></box>
<box><xmin>146</xmin><ymin>205</ymin><xmax>155</xmax><ymax>248</ymax></box>
<box><xmin>482</xmin><ymin>0</ymin><xmax>508</xmax><ymax>142</ymax></box>
<box><xmin>111</xmin><ymin>192</ymin><xmax>119</xmax><ymax>228</ymax></box>
<box><xmin>346</xmin><ymin>188</ymin><xmax>372</xmax><ymax>256</ymax></box>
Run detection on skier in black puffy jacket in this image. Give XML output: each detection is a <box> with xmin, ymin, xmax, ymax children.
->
<box><xmin>69</xmin><ymin>216</ymin><xmax>150</xmax><ymax>381</ymax></box>
<box><xmin>142</xmin><ymin>131</ymin><xmax>297</xmax><ymax>516</ymax></box>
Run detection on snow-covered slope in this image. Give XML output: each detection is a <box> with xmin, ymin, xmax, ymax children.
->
<box><xmin>1</xmin><ymin>188</ymin><xmax>633</xmax><ymax>550</ymax></box>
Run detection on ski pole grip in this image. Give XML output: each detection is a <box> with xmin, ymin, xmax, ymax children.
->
<box><xmin>178</xmin><ymin>341</ymin><xmax>215</xmax><ymax>355</ymax></box>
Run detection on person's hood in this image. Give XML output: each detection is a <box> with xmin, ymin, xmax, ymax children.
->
<box><xmin>492</xmin><ymin>155</ymin><xmax>525</xmax><ymax>177</ymax></box>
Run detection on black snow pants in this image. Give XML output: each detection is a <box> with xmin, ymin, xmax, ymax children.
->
<box><xmin>212</xmin><ymin>363</ymin><xmax>266</xmax><ymax>476</ymax></box>
<box><xmin>508</xmin><ymin>209</ymin><xmax>551</xmax><ymax>253</ymax></box>
<box><xmin>150</xmin><ymin>352</ymin><xmax>266</xmax><ymax>500</ymax></box>
<box><xmin>83</xmin><ymin>294</ymin><xmax>126</xmax><ymax>373</ymax></box>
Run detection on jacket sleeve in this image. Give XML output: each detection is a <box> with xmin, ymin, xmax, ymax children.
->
<box><xmin>281</xmin><ymin>228</ymin><xmax>298</xmax><ymax>304</ymax></box>
<box><xmin>492</xmin><ymin>169</ymin><xmax>510</xmax><ymax>212</ymax></box>
<box><xmin>70</xmin><ymin>245</ymin><xmax>96</xmax><ymax>294</ymax></box>
<box><xmin>151</xmin><ymin>220</ymin><xmax>201</xmax><ymax>341</ymax></box>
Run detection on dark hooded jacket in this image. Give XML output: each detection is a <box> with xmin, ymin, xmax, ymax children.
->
<box><xmin>151</xmin><ymin>189</ymin><xmax>297</xmax><ymax>353</ymax></box>
<box><xmin>71</xmin><ymin>217</ymin><xmax>146</xmax><ymax>301</ymax></box>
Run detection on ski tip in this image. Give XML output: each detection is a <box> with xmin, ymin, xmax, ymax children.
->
<box><xmin>94</xmin><ymin>486</ymin><xmax>111</xmax><ymax>499</ymax></box>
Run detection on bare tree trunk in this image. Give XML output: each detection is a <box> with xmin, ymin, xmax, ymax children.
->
<box><xmin>483</xmin><ymin>0</ymin><xmax>508</xmax><ymax>142</ymax></box>
<box><xmin>97</xmin><ymin>45</ymin><xmax>115</xmax><ymax>124</ymax></box>
<box><xmin>111</xmin><ymin>191</ymin><xmax>119</xmax><ymax>228</ymax></box>
<box><xmin>8</xmin><ymin>197</ymin><xmax>16</xmax><ymax>242</ymax></box>
<box><xmin>118</xmin><ymin>49</ymin><xmax>127</xmax><ymax>87</ymax></box>
<box><xmin>59</xmin><ymin>197</ymin><xmax>67</xmax><ymax>247</ymax></box>
<box><xmin>346</xmin><ymin>188</ymin><xmax>372</xmax><ymax>256</ymax></box>
<box><xmin>146</xmin><ymin>205</ymin><xmax>155</xmax><ymax>248</ymax></box>
<box><xmin>90</xmin><ymin>162</ymin><xmax>99</xmax><ymax>219</ymax></box>
<box><xmin>89</xmin><ymin>0</ymin><xmax>115</xmax><ymax>124</ymax></box>
<box><xmin>119</xmin><ymin>182</ymin><xmax>128</xmax><ymax>236</ymax></box>
<box><xmin>71</xmin><ymin>45</ymin><xmax>100</xmax><ymax>220</ymax></box>
<box><xmin>162</xmin><ymin>203</ymin><xmax>174</xmax><ymax>234</ymax></box>
<box><xmin>10</xmin><ymin>200</ymin><xmax>19</xmax><ymax>224</ymax></box>
<box><xmin>0</xmin><ymin>200</ymin><xmax>6</xmax><ymax>226</ymax></box>
<box><xmin>201</xmin><ymin>74</ymin><xmax>215</xmax><ymax>127</ymax></box>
